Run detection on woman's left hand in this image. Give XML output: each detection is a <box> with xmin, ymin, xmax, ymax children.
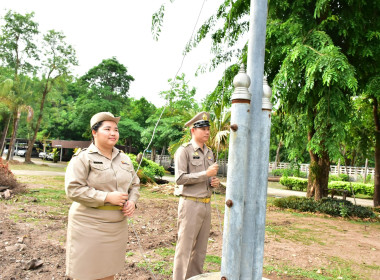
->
<box><xmin>122</xmin><ymin>200</ymin><xmax>135</xmax><ymax>217</ymax></box>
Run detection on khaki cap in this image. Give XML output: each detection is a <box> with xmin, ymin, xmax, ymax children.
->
<box><xmin>90</xmin><ymin>112</ymin><xmax>120</xmax><ymax>128</ymax></box>
<box><xmin>185</xmin><ymin>111</ymin><xmax>211</xmax><ymax>128</ymax></box>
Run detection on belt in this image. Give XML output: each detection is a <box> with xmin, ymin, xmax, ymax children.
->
<box><xmin>183</xmin><ymin>196</ymin><xmax>211</xmax><ymax>204</ymax></box>
<box><xmin>95</xmin><ymin>205</ymin><xmax>122</xmax><ymax>210</ymax></box>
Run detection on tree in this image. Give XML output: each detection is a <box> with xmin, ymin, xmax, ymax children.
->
<box><xmin>0</xmin><ymin>78</ymin><xmax>13</xmax><ymax>155</ymax></box>
<box><xmin>0</xmin><ymin>10</ymin><xmax>39</xmax><ymax>160</ymax></box>
<box><xmin>69</xmin><ymin>58</ymin><xmax>134</xmax><ymax>138</ymax></box>
<box><xmin>80</xmin><ymin>57</ymin><xmax>134</xmax><ymax>100</ymax></box>
<box><xmin>25</xmin><ymin>30</ymin><xmax>77</xmax><ymax>163</ymax></box>
<box><xmin>154</xmin><ymin>0</ymin><xmax>380</xmax><ymax>203</ymax></box>
<box><xmin>142</xmin><ymin>74</ymin><xmax>199</xmax><ymax>157</ymax></box>
<box><xmin>119</xmin><ymin>97</ymin><xmax>156</xmax><ymax>153</ymax></box>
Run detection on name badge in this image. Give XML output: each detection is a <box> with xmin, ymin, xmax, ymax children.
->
<box><xmin>93</xmin><ymin>161</ymin><xmax>103</xmax><ymax>164</ymax></box>
<box><xmin>193</xmin><ymin>156</ymin><xmax>200</xmax><ymax>159</ymax></box>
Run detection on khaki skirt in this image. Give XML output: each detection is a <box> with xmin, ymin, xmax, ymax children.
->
<box><xmin>66</xmin><ymin>202</ymin><xmax>129</xmax><ymax>280</ymax></box>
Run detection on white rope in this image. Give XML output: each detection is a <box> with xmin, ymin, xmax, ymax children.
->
<box><xmin>126</xmin><ymin>1</ymin><xmax>208</xmax><ymax>278</ymax></box>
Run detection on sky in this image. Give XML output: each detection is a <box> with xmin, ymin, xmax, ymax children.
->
<box><xmin>0</xmin><ymin>0</ymin><xmax>227</xmax><ymax>107</ymax></box>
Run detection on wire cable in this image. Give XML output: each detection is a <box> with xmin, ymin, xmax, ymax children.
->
<box><xmin>125</xmin><ymin>1</ymin><xmax>208</xmax><ymax>278</ymax></box>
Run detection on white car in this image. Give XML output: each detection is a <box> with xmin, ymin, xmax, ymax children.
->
<box><xmin>3</xmin><ymin>149</ymin><xmax>17</xmax><ymax>156</ymax></box>
<box><xmin>17</xmin><ymin>149</ymin><xmax>27</xmax><ymax>157</ymax></box>
<box><xmin>39</xmin><ymin>152</ymin><xmax>47</xmax><ymax>159</ymax></box>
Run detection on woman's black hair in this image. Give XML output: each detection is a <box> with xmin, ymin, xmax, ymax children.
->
<box><xmin>91</xmin><ymin>121</ymin><xmax>104</xmax><ymax>143</ymax></box>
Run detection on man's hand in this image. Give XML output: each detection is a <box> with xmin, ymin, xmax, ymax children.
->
<box><xmin>122</xmin><ymin>201</ymin><xmax>135</xmax><ymax>217</ymax></box>
<box><xmin>206</xmin><ymin>163</ymin><xmax>219</xmax><ymax>177</ymax></box>
<box><xmin>211</xmin><ymin>177</ymin><xmax>220</xmax><ymax>188</ymax></box>
<box><xmin>105</xmin><ymin>191</ymin><xmax>129</xmax><ymax>206</ymax></box>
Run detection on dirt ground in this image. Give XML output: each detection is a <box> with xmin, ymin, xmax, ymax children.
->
<box><xmin>1</xmin><ymin>182</ymin><xmax>380</xmax><ymax>280</ymax></box>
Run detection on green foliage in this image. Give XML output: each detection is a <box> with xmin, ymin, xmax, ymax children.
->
<box><xmin>51</xmin><ymin>148</ymin><xmax>60</xmax><ymax>162</ymax></box>
<box><xmin>128</xmin><ymin>154</ymin><xmax>165</xmax><ymax>183</ymax></box>
<box><xmin>80</xmin><ymin>57</ymin><xmax>134</xmax><ymax>98</ymax></box>
<box><xmin>273</xmin><ymin>196</ymin><xmax>375</xmax><ymax>219</ymax></box>
<box><xmin>280</xmin><ymin>175</ymin><xmax>373</xmax><ymax>196</ymax></box>
<box><xmin>141</xmin><ymin>74</ymin><xmax>200</xmax><ymax>153</ymax></box>
<box><xmin>328</xmin><ymin>181</ymin><xmax>374</xmax><ymax>197</ymax></box>
<box><xmin>328</xmin><ymin>174</ymin><xmax>349</xmax><ymax>182</ymax></box>
<box><xmin>272</xmin><ymin>168</ymin><xmax>307</xmax><ymax>178</ymax></box>
<box><xmin>0</xmin><ymin>10</ymin><xmax>39</xmax><ymax>74</ymax></box>
<box><xmin>279</xmin><ymin>177</ymin><xmax>308</xmax><ymax>191</ymax></box>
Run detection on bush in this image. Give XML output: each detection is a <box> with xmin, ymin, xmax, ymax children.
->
<box><xmin>273</xmin><ymin>196</ymin><xmax>376</xmax><ymax>219</ymax></box>
<box><xmin>279</xmin><ymin>177</ymin><xmax>308</xmax><ymax>191</ymax></box>
<box><xmin>128</xmin><ymin>154</ymin><xmax>165</xmax><ymax>183</ymax></box>
<box><xmin>272</xmin><ymin>168</ymin><xmax>307</xmax><ymax>178</ymax></box>
<box><xmin>329</xmin><ymin>174</ymin><xmax>349</xmax><ymax>182</ymax></box>
<box><xmin>328</xmin><ymin>181</ymin><xmax>374</xmax><ymax>197</ymax></box>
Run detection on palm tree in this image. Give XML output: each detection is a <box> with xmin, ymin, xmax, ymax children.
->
<box><xmin>0</xmin><ymin>79</ymin><xmax>13</xmax><ymax>156</ymax></box>
<box><xmin>1</xmin><ymin>77</ymin><xmax>34</xmax><ymax>161</ymax></box>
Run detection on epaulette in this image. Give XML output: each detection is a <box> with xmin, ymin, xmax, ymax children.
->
<box><xmin>207</xmin><ymin>145</ymin><xmax>212</xmax><ymax>150</ymax></box>
<box><xmin>182</xmin><ymin>142</ymin><xmax>191</xmax><ymax>147</ymax></box>
<box><xmin>73</xmin><ymin>148</ymin><xmax>86</xmax><ymax>156</ymax></box>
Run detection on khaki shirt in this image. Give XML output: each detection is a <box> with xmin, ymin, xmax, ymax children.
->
<box><xmin>65</xmin><ymin>143</ymin><xmax>140</xmax><ymax>207</ymax></box>
<box><xmin>175</xmin><ymin>139</ymin><xmax>214</xmax><ymax>198</ymax></box>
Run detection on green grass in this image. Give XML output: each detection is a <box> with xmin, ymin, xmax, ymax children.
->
<box><xmin>137</xmin><ymin>260</ymin><xmax>173</xmax><ymax>276</ymax></box>
<box><xmin>264</xmin><ymin>259</ymin><xmax>367</xmax><ymax>280</ymax></box>
<box><xmin>16</xmin><ymin>175</ymin><xmax>65</xmax><ymax>188</ymax></box>
<box><xmin>155</xmin><ymin>247</ymin><xmax>175</xmax><ymax>258</ymax></box>
<box><xmin>9</xmin><ymin>163</ymin><xmax>66</xmax><ymax>172</ymax></box>
<box><xmin>203</xmin><ymin>255</ymin><xmax>221</xmax><ymax>272</ymax></box>
<box><xmin>265</xmin><ymin>222</ymin><xmax>325</xmax><ymax>245</ymax></box>
<box><xmin>268</xmin><ymin>181</ymin><xmax>287</xmax><ymax>190</ymax></box>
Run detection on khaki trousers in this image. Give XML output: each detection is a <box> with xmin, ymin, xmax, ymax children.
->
<box><xmin>173</xmin><ymin>197</ymin><xmax>212</xmax><ymax>280</ymax></box>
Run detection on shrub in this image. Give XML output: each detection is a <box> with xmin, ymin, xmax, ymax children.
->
<box><xmin>328</xmin><ymin>181</ymin><xmax>374</xmax><ymax>197</ymax></box>
<box><xmin>272</xmin><ymin>168</ymin><xmax>307</xmax><ymax>178</ymax></box>
<box><xmin>128</xmin><ymin>154</ymin><xmax>165</xmax><ymax>183</ymax></box>
<box><xmin>279</xmin><ymin>177</ymin><xmax>308</xmax><ymax>191</ymax></box>
<box><xmin>329</xmin><ymin>174</ymin><xmax>349</xmax><ymax>182</ymax></box>
<box><xmin>273</xmin><ymin>196</ymin><xmax>375</xmax><ymax>219</ymax></box>
<box><xmin>0</xmin><ymin>158</ymin><xmax>26</xmax><ymax>194</ymax></box>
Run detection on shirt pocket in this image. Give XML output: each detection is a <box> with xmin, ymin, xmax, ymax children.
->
<box><xmin>191</xmin><ymin>160</ymin><xmax>204</xmax><ymax>172</ymax></box>
<box><xmin>118</xmin><ymin>163</ymin><xmax>134</xmax><ymax>189</ymax></box>
<box><xmin>88</xmin><ymin>162</ymin><xmax>112</xmax><ymax>184</ymax></box>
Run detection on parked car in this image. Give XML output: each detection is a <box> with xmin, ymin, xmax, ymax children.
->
<box><xmin>46</xmin><ymin>153</ymin><xmax>54</xmax><ymax>161</ymax></box>
<box><xmin>39</xmin><ymin>152</ymin><xmax>47</xmax><ymax>159</ymax></box>
<box><xmin>17</xmin><ymin>149</ymin><xmax>27</xmax><ymax>157</ymax></box>
<box><xmin>3</xmin><ymin>148</ymin><xmax>17</xmax><ymax>156</ymax></box>
<box><xmin>17</xmin><ymin>148</ymin><xmax>39</xmax><ymax>157</ymax></box>
<box><xmin>167</xmin><ymin>163</ymin><xmax>175</xmax><ymax>175</ymax></box>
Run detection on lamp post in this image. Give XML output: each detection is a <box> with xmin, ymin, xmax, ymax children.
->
<box><xmin>220</xmin><ymin>64</ymin><xmax>251</xmax><ymax>279</ymax></box>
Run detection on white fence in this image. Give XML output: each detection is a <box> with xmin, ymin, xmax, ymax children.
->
<box><xmin>269</xmin><ymin>162</ymin><xmax>374</xmax><ymax>180</ymax></box>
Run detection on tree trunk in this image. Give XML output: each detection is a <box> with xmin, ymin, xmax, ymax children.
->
<box><xmin>6</xmin><ymin>109</ymin><xmax>21</xmax><ymax>161</ymax></box>
<box><xmin>350</xmin><ymin>149</ymin><xmax>356</xmax><ymax>167</ymax></box>
<box><xmin>0</xmin><ymin>113</ymin><xmax>11</xmax><ymax>156</ymax></box>
<box><xmin>128</xmin><ymin>138</ymin><xmax>132</xmax><ymax>154</ymax></box>
<box><xmin>273</xmin><ymin>140</ymin><xmax>283</xmax><ymax>170</ymax></box>
<box><xmin>25</xmin><ymin>84</ymin><xmax>50</xmax><ymax>163</ymax></box>
<box><xmin>307</xmin><ymin>131</ymin><xmax>330</xmax><ymax>200</ymax></box>
<box><xmin>151</xmin><ymin>147</ymin><xmax>156</xmax><ymax>162</ymax></box>
<box><xmin>373</xmin><ymin>98</ymin><xmax>380</xmax><ymax>207</ymax></box>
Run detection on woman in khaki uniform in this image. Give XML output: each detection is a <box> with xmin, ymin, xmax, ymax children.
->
<box><xmin>65</xmin><ymin>112</ymin><xmax>140</xmax><ymax>280</ymax></box>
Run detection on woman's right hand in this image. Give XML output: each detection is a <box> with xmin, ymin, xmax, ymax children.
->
<box><xmin>105</xmin><ymin>191</ymin><xmax>129</xmax><ymax>206</ymax></box>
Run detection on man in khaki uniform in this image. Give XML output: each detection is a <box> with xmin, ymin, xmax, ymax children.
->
<box><xmin>173</xmin><ymin>111</ymin><xmax>220</xmax><ymax>280</ymax></box>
